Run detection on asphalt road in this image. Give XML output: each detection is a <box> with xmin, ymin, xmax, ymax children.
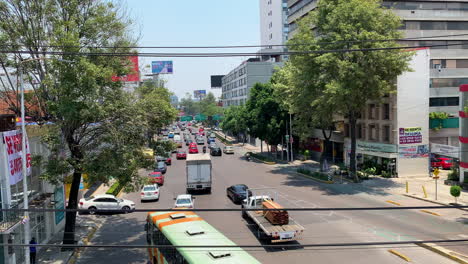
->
<box><xmin>76</xmin><ymin>131</ymin><xmax>467</xmax><ymax>264</ymax></box>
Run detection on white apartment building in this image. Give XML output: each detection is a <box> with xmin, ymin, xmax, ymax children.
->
<box><xmin>259</xmin><ymin>0</ymin><xmax>290</xmax><ymax>62</ymax></box>
<box><xmin>221</xmin><ymin>59</ymin><xmax>282</xmax><ymax>107</ymax></box>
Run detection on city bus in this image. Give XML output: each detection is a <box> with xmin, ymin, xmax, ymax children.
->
<box><xmin>146</xmin><ymin>211</ymin><xmax>261</xmax><ymax>264</ymax></box>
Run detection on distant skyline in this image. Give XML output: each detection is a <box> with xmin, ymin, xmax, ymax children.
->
<box><xmin>127</xmin><ymin>0</ymin><xmax>261</xmax><ymax>99</ymax></box>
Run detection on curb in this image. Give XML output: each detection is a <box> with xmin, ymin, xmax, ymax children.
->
<box><xmin>403</xmin><ymin>194</ymin><xmax>468</xmax><ymax>212</ymax></box>
<box><xmin>250</xmin><ymin>156</ymin><xmax>277</xmax><ymax>165</ymax></box>
<box><xmin>67</xmin><ymin>222</ymin><xmax>103</xmax><ymax>264</ymax></box>
<box><xmin>417</xmin><ymin>243</ymin><xmax>468</xmax><ymax>264</ymax></box>
<box><xmin>295</xmin><ymin>171</ymin><xmax>334</xmax><ymax>184</ymax></box>
<box><xmin>116</xmin><ymin>187</ymin><xmax>126</xmax><ymax>198</ymax></box>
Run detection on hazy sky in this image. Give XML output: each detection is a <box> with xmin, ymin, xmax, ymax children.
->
<box><xmin>126</xmin><ymin>0</ymin><xmax>260</xmax><ymax>99</ymax></box>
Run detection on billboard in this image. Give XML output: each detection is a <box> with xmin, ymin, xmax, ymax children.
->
<box><xmin>399</xmin><ymin>127</ymin><xmax>422</xmax><ymax>144</ymax></box>
<box><xmin>152</xmin><ymin>61</ymin><xmax>173</xmax><ymax>74</ymax></box>
<box><xmin>194</xmin><ymin>90</ymin><xmax>207</xmax><ymax>99</ymax></box>
<box><xmin>3</xmin><ymin>129</ymin><xmax>31</xmax><ymax>185</ymax></box>
<box><xmin>211</xmin><ymin>75</ymin><xmax>224</xmax><ymax>88</ymax></box>
<box><xmin>112</xmin><ymin>56</ymin><xmax>140</xmax><ymax>82</ymax></box>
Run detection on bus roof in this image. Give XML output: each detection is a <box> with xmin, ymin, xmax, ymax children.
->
<box><xmin>147</xmin><ymin>211</ymin><xmax>260</xmax><ymax>264</ymax></box>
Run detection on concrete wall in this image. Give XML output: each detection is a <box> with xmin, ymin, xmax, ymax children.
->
<box><xmin>397</xmin><ymin>49</ymin><xmax>430</xmax><ymax>177</ymax></box>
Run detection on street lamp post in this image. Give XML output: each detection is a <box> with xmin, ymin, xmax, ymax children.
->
<box><xmin>19</xmin><ymin>57</ymin><xmax>72</xmax><ymax>264</ymax></box>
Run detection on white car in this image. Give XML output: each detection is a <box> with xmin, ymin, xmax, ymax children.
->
<box><xmin>78</xmin><ymin>194</ymin><xmax>135</xmax><ymax>214</ymax></box>
<box><xmin>140</xmin><ymin>185</ymin><xmax>160</xmax><ymax>201</ymax></box>
<box><xmin>173</xmin><ymin>194</ymin><xmax>195</xmax><ymax>209</ymax></box>
<box><xmin>223</xmin><ymin>146</ymin><xmax>234</xmax><ymax>154</ymax></box>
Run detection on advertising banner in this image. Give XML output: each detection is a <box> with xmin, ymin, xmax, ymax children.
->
<box><xmin>356</xmin><ymin>140</ymin><xmax>397</xmax><ymax>153</ymax></box>
<box><xmin>193</xmin><ymin>90</ymin><xmax>207</xmax><ymax>99</ymax></box>
<box><xmin>399</xmin><ymin>127</ymin><xmax>422</xmax><ymax>144</ymax></box>
<box><xmin>2</xmin><ymin>129</ymin><xmax>31</xmax><ymax>185</ymax></box>
<box><xmin>399</xmin><ymin>144</ymin><xmax>429</xmax><ymax>159</ymax></box>
<box><xmin>151</xmin><ymin>61</ymin><xmax>173</xmax><ymax>74</ymax></box>
<box><xmin>54</xmin><ymin>186</ymin><xmax>65</xmax><ymax>225</ymax></box>
<box><xmin>111</xmin><ymin>56</ymin><xmax>140</xmax><ymax>82</ymax></box>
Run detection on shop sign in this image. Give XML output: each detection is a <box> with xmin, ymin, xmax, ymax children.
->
<box><xmin>430</xmin><ymin>143</ymin><xmax>459</xmax><ymax>158</ymax></box>
<box><xmin>399</xmin><ymin>127</ymin><xmax>422</xmax><ymax>144</ymax></box>
<box><xmin>356</xmin><ymin>141</ymin><xmax>397</xmax><ymax>153</ymax></box>
<box><xmin>399</xmin><ymin>144</ymin><xmax>429</xmax><ymax>159</ymax></box>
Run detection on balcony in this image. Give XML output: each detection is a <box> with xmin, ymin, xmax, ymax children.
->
<box><xmin>429</xmin><ymin>117</ymin><xmax>459</xmax><ymax>129</ymax></box>
<box><xmin>0</xmin><ymin>204</ymin><xmax>23</xmax><ymax>233</ymax></box>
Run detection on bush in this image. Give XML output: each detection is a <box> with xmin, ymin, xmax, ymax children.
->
<box><xmin>450</xmin><ymin>185</ymin><xmax>462</xmax><ymax>203</ymax></box>
<box><xmin>106</xmin><ymin>181</ymin><xmax>124</xmax><ymax>196</ymax></box>
<box><xmin>250</xmin><ymin>152</ymin><xmax>275</xmax><ymax>162</ymax></box>
<box><xmin>381</xmin><ymin>171</ymin><xmax>391</xmax><ymax>178</ymax></box>
<box><xmin>297</xmin><ymin>168</ymin><xmax>332</xmax><ymax>181</ymax></box>
<box><xmin>447</xmin><ymin>170</ymin><xmax>459</xmax><ymax>181</ymax></box>
<box><xmin>297</xmin><ymin>168</ymin><xmax>312</xmax><ymax>175</ymax></box>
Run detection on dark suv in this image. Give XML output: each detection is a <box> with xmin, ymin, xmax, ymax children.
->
<box><xmin>154</xmin><ymin>161</ymin><xmax>167</xmax><ymax>174</ymax></box>
<box><xmin>210</xmin><ymin>147</ymin><xmax>222</xmax><ymax>156</ymax></box>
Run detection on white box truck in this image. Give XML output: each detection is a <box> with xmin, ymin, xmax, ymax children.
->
<box><xmin>186</xmin><ymin>153</ymin><xmax>212</xmax><ymax>193</ymax></box>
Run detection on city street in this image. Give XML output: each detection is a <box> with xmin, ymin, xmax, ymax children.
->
<box><xmin>76</xmin><ymin>135</ymin><xmax>467</xmax><ymax>264</ymax></box>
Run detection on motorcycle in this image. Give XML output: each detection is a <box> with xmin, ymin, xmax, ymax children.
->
<box><xmin>202</xmin><ymin>146</ymin><xmax>207</xmax><ymax>153</ymax></box>
<box><xmin>245</xmin><ymin>153</ymin><xmax>251</xmax><ymax>162</ymax></box>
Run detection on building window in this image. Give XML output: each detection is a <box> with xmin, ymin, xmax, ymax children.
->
<box><xmin>368</xmin><ymin>104</ymin><xmax>376</xmax><ymax>119</ymax></box>
<box><xmin>431</xmin><ymin>78</ymin><xmax>468</xmax><ymax>88</ymax></box>
<box><xmin>269</xmin><ymin>33</ymin><xmax>273</xmax><ymax>40</ymax></box>
<box><xmin>383</xmin><ymin>2</ymin><xmax>468</xmax><ymax>11</ymax></box>
<box><xmin>429</xmin><ymin>97</ymin><xmax>459</xmax><ymax>107</ymax></box>
<box><xmin>369</xmin><ymin>124</ymin><xmax>378</xmax><ymax>141</ymax></box>
<box><xmin>357</xmin><ymin>124</ymin><xmax>362</xmax><ymax>139</ymax></box>
<box><xmin>383</xmin><ymin>104</ymin><xmax>390</xmax><ymax>120</ymax></box>
<box><xmin>430</xmin><ymin>59</ymin><xmax>468</xmax><ymax>69</ymax></box>
<box><xmin>383</xmin><ymin>125</ymin><xmax>390</xmax><ymax>142</ymax></box>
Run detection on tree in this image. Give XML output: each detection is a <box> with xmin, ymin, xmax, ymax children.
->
<box><xmin>277</xmin><ymin>0</ymin><xmax>412</xmax><ymax>181</ymax></box>
<box><xmin>0</xmin><ymin>0</ymin><xmax>148</xmax><ymax>246</ymax></box>
<box><xmin>245</xmin><ymin>82</ymin><xmax>288</xmax><ymax>153</ymax></box>
<box><xmin>221</xmin><ymin>105</ymin><xmax>248</xmax><ymax>141</ymax></box>
<box><xmin>450</xmin><ymin>186</ymin><xmax>461</xmax><ymax>204</ymax></box>
<box><xmin>135</xmin><ymin>80</ymin><xmax>178</xmax><ymax>143</ymax></box>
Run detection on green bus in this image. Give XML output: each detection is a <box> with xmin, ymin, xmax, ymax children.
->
<box><xmin>146</xmin><ymin>211</ymin><xmax>261</xmax><ymax>264</ymax></box>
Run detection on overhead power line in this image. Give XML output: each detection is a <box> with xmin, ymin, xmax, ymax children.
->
<box><xmin>0</xmin><ymin>42</ymin><xmax>461</xmax><ymax>57</ymax></box>
<box><xmin>1</xmin><ymin>33</ymin><xmax>467</xmax><ymax>49</ymax></box>
<box><xmin>3</xmin><ymin>239</ymin><xmax>467</xmax><ymax>249</ymax></box>
<box><xmin>1</xmin><ymin>205</ymin><xmax>466</xmax><ymax>213</ymax></box>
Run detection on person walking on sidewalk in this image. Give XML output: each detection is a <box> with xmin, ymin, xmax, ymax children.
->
<box><xmin>29</xmin><ymin>237</ymin><xmax>37</xmax><ymax>264</ymax></box>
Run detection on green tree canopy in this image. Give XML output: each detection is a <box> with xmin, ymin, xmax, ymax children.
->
<box><xmin>276</xmin><ymin>0</ymin><xmax>412</xmax><ymax>179</ymax></box>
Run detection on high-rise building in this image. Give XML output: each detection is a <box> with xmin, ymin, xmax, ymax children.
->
<box><xmin>259</xmin><ymin>0</ymin><xmax>290</xmax><ymax>62</ymax></box>
<box><xmin>287</xmin><ymin>0</ymin><xmax>468</xmax><ymax>148</ymax></box>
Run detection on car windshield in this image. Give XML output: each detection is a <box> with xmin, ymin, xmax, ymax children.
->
<box><xmin>234</xmin><ymin>186</ymin><xmax>247</xmax><ymax>192</ymax></box>
<box><xmin>85</xmin><ymin>196</ymin><xmax>94</xmax><ymax>201</ymax></box>
<box><xmin>176</xmin><ymin>198</ymin><xmax>191</xmax><ymax>204</ymax></box>
<box><xmin>143</xmin><ymin>186</ymin><xmax>156</xmax><ymax>191</ymax></box>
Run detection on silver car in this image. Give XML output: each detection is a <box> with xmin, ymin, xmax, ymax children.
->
<box><xmin>223</xmin><ymin>146</ymin><xmax>234</xmax><ymax>154</ymax></box>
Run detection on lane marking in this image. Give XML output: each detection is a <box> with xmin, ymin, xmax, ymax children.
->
<box><xmin>420</xmin><ymin>210</ymin><xmax>441</xmax><ymax>217</ymax></box>
<box><xmin>386</xmin><ymin>200</ymin><xmax>401</xmax><ymax>206</ymax></box>
<box><xmin>388</xmin><ymin>249</ymin><xmax>411</xmax><ymax>262</ymax></box>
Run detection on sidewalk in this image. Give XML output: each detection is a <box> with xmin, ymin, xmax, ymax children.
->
<box><xmin>38</xmin><ymin>217</ymin><xmax>104</xmax><ymax>264</ymax></box>
<box><xmin>37</xmin><ymin>181</ymin><xmax>113</xmax><ymax>264</ymax></box>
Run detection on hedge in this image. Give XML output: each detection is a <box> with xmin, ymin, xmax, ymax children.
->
<box><xmin>250</xmin><ymin>152</ymin><xmax>275</xmax><ymax>163</ymax></box>
<box><xmin>106</xmin><ymin>181</ymin><xmax>124</xmax><ymax>196</ymax></box>
<box><xmin>214</xmin><ymin>132</ymin><xmax>233</xmax><ymax>146</ymax></box>
<box><xmin>297</xmin><ymin>168</ymin><xmax>332</xmax><ymax>182</ymax></box>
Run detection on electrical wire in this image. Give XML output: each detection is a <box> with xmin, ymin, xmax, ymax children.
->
<box><xmin>1</xmin><ymin>205</ymin><xmax>466</xmax><ymax>212</ymax></box>
<box><xmin>2</xmin><ymin>238</ymin><xmax>467</xmax><ymax>249</ymax></box>
<box><xmin>1</xmin><ymin>33</ymin><xmax>467</xmax><ymax>49</ymax></box>
<box><xmin>0</xmin><ymin>42</ymin><xmax>466</xmax><ymax>57</ymax></box>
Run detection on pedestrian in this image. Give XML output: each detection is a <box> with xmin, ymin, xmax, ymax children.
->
<box><xmin>29</xmin><ymin>237</ymin><xmax>37</xmax><ymax>264</ymax></box>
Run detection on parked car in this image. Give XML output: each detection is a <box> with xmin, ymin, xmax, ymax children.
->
<box><xmin>155</xmin><ymin>161</ymin><xmax>167</xmax><ymax>174</ymax></box>
<box><xmin>140</xmin><ymin>184</ymin><xmax>160</xmax><ymax>201</ymax></box>
<box><xmin>210</xmin><ymin>147</ymin><xmax>222</xmax><ymax>156</ymax></box>
<box><xmin>189</xmin><ymin>142</ymin><xmax>197</xmax><ymax>148</ymax></box>
<box><xmin>175</xmin><ymin>140</ymin><xmax>183</xmax><ymax>148</ymax></box>
<box><xmin>148</xmin><ymin>171</ymin><xmax>164</xmax><ymax>185</ymax></box>
<box><xmin>173</xmin><ymin>194</ymin><xmax>195</xmax><ymax>209</ymax></box>
<box><xmin>223</xmin><ymin>146</ymin><xmax>234</xmax><ymax>154</ymax></box>
<box><xmin>168</xmin><ymin>132</ymin><xmax>174</xmax><ymax>139</ymax></box>
<box><xmin>78</xmin><ymin>194</ymin><xmax>135</xmax><ymax>214</ymax></box>
<box><xmin>176</xmin><ymin>150</ymin><xmax>187</xmax><ymax>159</ymax></box>
<box><xmin>431</xmin><ymin>157</ymin><xmax>453</xmax><ymax>170</ymax></box>
<box><xmin>226</xmin><ymin>184</ymin><xmax>251</xmax><ymax>204</ymax></box>
<box><xmin>188</xmin><ymin>146</ymin><xmax>199</xmax><ymax>154</ymax></box>
<box><xmin>156</xmin><ymin>155</ymin><xmax>171</xmax><ymax>166</ymax></box>
<box><xmin>207</xmin><ymin>137</ymin><xmax>215</xmax><ymax>144</ymax></box>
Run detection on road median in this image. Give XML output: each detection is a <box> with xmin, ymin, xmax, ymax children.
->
<box><xmin>417</xmin><ymin>243</ymin><xmax>468</xmax><ymax>264</ymax></box>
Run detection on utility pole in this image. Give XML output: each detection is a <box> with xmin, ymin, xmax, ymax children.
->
<box><xmin>285</xmin><ymin>120</ymin><xmax>289</xmax><ymax>162</ymax></box>
<box><xmin>20</xmin><ymin>67</ymin><xmax>31</xmax><ymax>264</ymax></box>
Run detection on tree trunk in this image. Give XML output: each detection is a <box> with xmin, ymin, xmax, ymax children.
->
<box><xmin>62</xmin><ymin>170</ymin><xmax>81</xmax><ymax>248</ymax></box>
<box><xmin>349</xmin><ymin>112</ymin><xmax>359</xmax><ymax>182</ymax></box>
<box><xmin>260</xmin><ymin>140</ymin><xmax>263</xmax><ymax>154</ymax></box>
